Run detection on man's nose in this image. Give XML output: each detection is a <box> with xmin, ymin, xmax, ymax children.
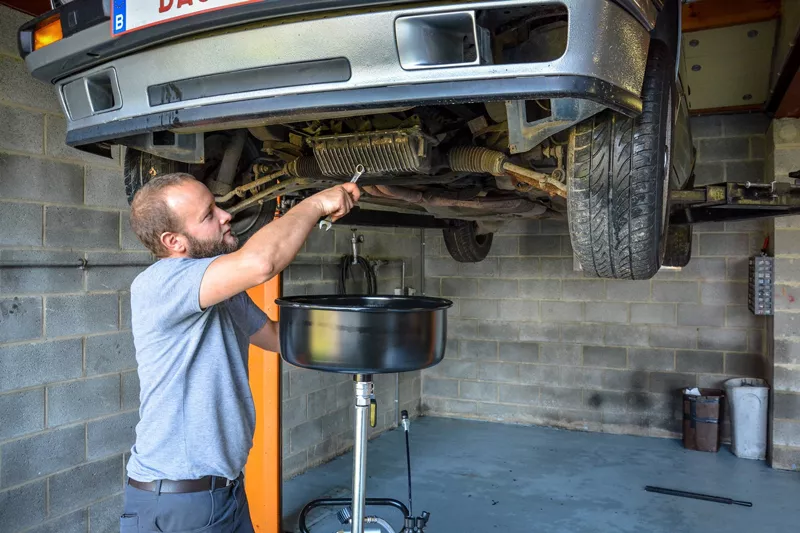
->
<box><xmin>217</xmin><ymin>207</ymin><xmax>232</xmax><ymax>225</ymax></box>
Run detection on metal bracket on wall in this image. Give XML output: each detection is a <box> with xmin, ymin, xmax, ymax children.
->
<box><xmin>505</xmin><ymin>98</ymin><xmax>603</xmax><ymax>154</ymax></box>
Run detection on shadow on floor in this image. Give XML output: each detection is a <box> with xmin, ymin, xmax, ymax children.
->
<box><xmin>283</xmin><ymin>417</ymin><xmax>799</xmax><ymax>533</ymax></box>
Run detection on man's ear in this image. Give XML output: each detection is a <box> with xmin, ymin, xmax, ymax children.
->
<box><xmin>160</xmin><ymin>232</ymin><xmax>186</xmax><ymax>255</ymax></box>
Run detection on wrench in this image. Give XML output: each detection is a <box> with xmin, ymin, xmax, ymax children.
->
<box><xmin>319</xmin><ymin>164</ymin><xmax>365</xmax><ymax>231</ymax></box>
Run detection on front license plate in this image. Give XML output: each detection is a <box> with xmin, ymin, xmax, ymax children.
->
<box><xmin>111</xmin><ymin>0</ymin><xmax>261</xmax><ymax>37</ymax></box>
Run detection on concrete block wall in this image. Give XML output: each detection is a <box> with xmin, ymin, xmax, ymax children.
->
<box><xmin>767</xmin><ymin>118</ymin><xmax>800</xmax><ymax>470</ymax></box>
<box><xmin>281</xmin><ymin>227</ymin><xmax>423</xmax><ymax>479</ymax></box>
<box><xmin>692</xmin><ymin>113</ymin><xmax>769</xmax><ymax>185</ymax></box>
<box><xmin>0</xmin><ymin>7</ymin><xmax>148</xmax><ymax>532</ymax></box>
<box><xmin>422</xmin><ymin>114</ymin><xmax>770</xmax><ymax>441</ymax></box>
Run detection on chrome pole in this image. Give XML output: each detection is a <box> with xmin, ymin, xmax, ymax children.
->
<box><xmin>352</xmin><ymin>375</ymin><xmax>373</xmax><ymax>533</ymax></box>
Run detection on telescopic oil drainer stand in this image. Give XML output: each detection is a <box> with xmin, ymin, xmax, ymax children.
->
<box><xmin>298</xmin><ymin>374</ymin><xmax>430</xmax><ymax>533</ymax></box>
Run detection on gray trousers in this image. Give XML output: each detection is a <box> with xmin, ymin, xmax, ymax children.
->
<box><xmin>120</xmin><ymin>474</ymin><xmax>255</xmax><ymax>533</ymax></box>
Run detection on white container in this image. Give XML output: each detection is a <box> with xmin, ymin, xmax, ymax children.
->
<box><xmin>724</xmin><ymin>378</ymin><xmax>770</xmax><ymax>460</ymax></box>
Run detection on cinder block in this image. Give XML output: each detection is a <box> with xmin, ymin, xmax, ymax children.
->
<box><xmin>604</xmin><ymin>325</ymin><xmax>649</xmax><ymax>347</ymax></box>
<box><xmin>290</xmin><ymin>420</ymin><xmax>325</xmax><ymax>454</ymax></box>
<box><xmin>282</xmin><ymin>395</ymin><xmax>307</xmax><ymax>430</ymax></box>
<box><xmin>560</xmin><ymin>367</ymin><xmax>604</xmax><ymax>389</ymax></box>
<box><xmin>460</xmin><ymin>299</ymin><xmax>499</xmax><ymax>320</ymax></box>
<box><xmin>498</xmin><ymin>219</ymin><xmax>539</xmax><ymax>234</ymax></box>
<box><xmin>85</xmin><ymin>166</ymin><xmax>129</xmax><ymax>209</ymax></box>
<box><xmin>0</xmin><ymin>105</ymin><xmax>44</xmax><ymax>153</ymax></box>
<box><xmin>541</xmin><ymin>301</ymin><xmax>582</xmax><ymax>322</ymax></box>
<box><xmin>519</xmin><ymin>323</ymin><xmax>560</xmax><ymax>342</ymax></box>
<box><xmin>121</xmin><ymin>217</ymin><xmax>147</xmax><ymax>251</ymax></box>
<box><xmin>518</xmin><ymin>364</ymin><xmax>560</xmax><ymax>386</ymax></box>
<box><xmin>652</xmin><ymin>282</ymin><xmax>698</xmax><ymax>303</ymax></box>
<box><xmin>45</xmin><ymin>206</ymin><xmax>120</xmax><ymax>249</ymax></box>
<box><xmin>0</xmin><ymin>480</ymin><xmax>47</xmax><ymax>532</ymax></box>
<box><xmin>605</xmin><ymin>280</ymin><xmax>651</xmax><ymax>302</ymax></box>
<box><xmin>676</xmin><ymin>350</ymin><xmax>724</xmax><ymax>373</ymax></box>
<box><xmin>630</xmin><ymin>303</ymin><xmax>675</xmax><ymax>325</ymax></box>
<box><xmin>89</xmin><ymin>494</ymin><xmax>124</xmax><ymax>533</ymax></box>
<box><xmin>772</xmin><ymin>446</ymin><xmax>800</xmax><ymax>471</ymax></box>
<box><xmin>701</xmin><ymin>281</ymin><xmax>748</xmax><ymax>305</ymax></box>
<box><xmin>561</xmin><ymin>324</ymin><xmax>604</xmax><ymax>344</ymax></box>
<box><xmin>0</xmin><ymin>296</ymin><xmax>42</xmax><ymax>343</ymax></box>
<box><xmin>489</xmin><ymin>235</ymin><xmax>519</xmax><ymax>256</ymax></box>
<box><xmin>447</xmin><ymin>319</ymin><xmax>478</xmax><ymax>340</ymax></box>
<box><xmin>773</xmin><ymin>420</ymin><xmax>800</xmax><ymax>447</ymax></box>
<box><xmin>775</xmin><ymin>366</ymin><xmax>800</xmax><ymax>393</ymax></box>
<box><xmin>519</xmin><ymin>235</ymin><xmax>561</xmax><ymax>256</ymax></box>
<box><xmin>583</xmin><ymin>346</ymin><xmax>626</xmax><ymax>368</ymax></box>
<box><xmin>540</xmin><ymin>386</ymin><xmax>582</xmax><ymax>409</ymax></box>
<box><xmin>462</xmin><ymin>340</ymin><xmax>498</xmax><ymax>361</ymax></box>
<box><xmin>86</xmin><ymin>331</ymin><xmax>136</xmax><ymax>375</ymax></box>
<box><xmin>49</xmin><ymin>456</ymin><xmax>121</xmax><ymax>515</ymax></box>
<box><xmin>519</xmin><ymin>279</ymin><xmax>560</xmax><ymax>299</ymax></box>
<box><xmin>698</xmin><ymin>138</ymin><xmax>749</xmax><ymax>162</ymax></box>
<box><xmin>674</xmin><ymin>258</ymin><xmax>727</xmax><ymax>281</ymax></box>
<box><xmin>48</xmin><ymin>375</ymin><xmax>120</xmax><ymax>427</ymax></box>
<box><xmin>499</xmin><ymin>300</ymin><xmax>539</xmax><ymax>321</ymax></box>
<box><xmin>479</xmin><ymin>362</ymin><xmax>519</xmax><ymax>382</ymax></box>
<box><xmin>562</xmin><ymin>280</ymin><xmax>605</xmax><ymax>301</ymax></box>
<box><xmin>498</xmin><ymin>342</ymin><xmax>537</xmax><ymax>363</ymax></box>
<box><xmin>628</xmin><ymin>348</ymin><xmax>675</xmax><ymax>371</ymax></box>
<box><xmin>425</xmin><ymin>257</ymin><xmax>458</xmax><ymax>277</ymax></box>
<box><xmin>423</xmin><ymin>377</ymin><xmax>459</xmax><ymax>398</ymax></box>
<box><xmin>0</xmin><ymin>154</ymin><xmax>83</xmax><ymax>203</ymax></box>
<box><xmin>286</xmin><ymin>262</ymin><xmax>322</xmax><ymax>284</ymax></box>
<box><xmin>697</xmin><ymin>328</ymin><xmax>748</xmax><ymax>352</ymax></box>
<box><xmin>0</xmin><ymin>339</ymin><xmax>82</xmax><ymax>393</ymax></box>
<box><xmin>677</xmin><ymin>304</ymin><xmax>725</xmax><ymax>327</ymax></box>
<box><xmin>458</xmin><ymin>258</ymin><xmax>498</xmax><ymax>278</ymax></box>
<box><xmin>602</xmin><ymin>369</ymin><xmax>647</xmax><ymax>391</ymax></box>
<box><xmin>0</xmin><ymin>202</ymin><xmax>43</xmax><ymax>246</ymax></box>
<box><xmin>25</xmin><ymin>509</ymin><xmax>87</xmax><ymax>533</ymax></box>
<box><xmin>724</xmin><ymin>353</ymin><xmax>764</xmax><ymax>376</ymax></box>
<box><xmin>698</xmin><ymin>234</ymin><xmax>749</xmax><ymax>257</ymax></box>
<box><xmin>722</xmin><ymin>113</ymin><xmax>770</xmax><ymax>136</ymax></box>
<box><xmin>775</xmin><ymin>339</ymin><xmax>800</xmax><ymax>365</ymax></box>
<box><xmin>725</xmin><ymin>305</ymin><xmax>761</xmax><ymax>328</ymax></box>
<box><xmin>460</xmin><ymin>381</ymin><xmax>497</xmax><ymax>401</ymax></box>
<box><xmin>541</xmin><ymin>258</ymin><xmax>583</xmax><ymax>279</ymax></box>
<box><xmin>689</xmin><ymin>115</ymin><xmax>723</xmax><ymax>137</ymax></box>
<box><xmin>540</xmin><ymin>219</ymin><xmax>569</xmax><ymax>234</ymax></box>
<box><xmin>477</xmin><ymin>279</ymin><xmax>517</xmax><ymax>298</ymax></box>
<box><xmin>649</xmin><ymin>372</ymin><xmax>696</xmax><ymax>394</ymax></box>
<box><xmin>427</xmin><ymin>359</ymin><xmax>478</xmax><ymax>380</ymax></box>
<box><xmin>441</xmin><ymin>278</ymin><xmax>478</xmax><ymax>297</ymax></box>
<box><xmin>499</xmin><ymin>384</ymin><xmax>539</xmax><ymax>405</ymax></box>
<box><xmin>752</xmin><ymin>135</ymin><xmax>767</xmax><ymax>160</ymax></box>
<box><xmin>649</xmin><ymin>327</ymin><xmax>696</xmax><ymax>349</ymax></box>
<box><xmin>775</xmin><ymin>311</ymin><xmax>800</xmax><ymax>338</ymax></box>
<box><xmin>0</xmin><ymin>56</ymin><xmax>62</xmax><ymax>113</ymax></box>
<box><xmin>692</xmin><ymin>162</ymin><xmax>725</xmax><ymax>186</ymax></box>
<box><xmin>585</xmin><ymin>302</ymin><xmax>628</xmax><ymax>323</ymax></box>
<box><xmin>726</xmin><ymin>160</ymin><xmax>765</xmax><ymax>183</ymax></box>
<box><xmin>121</xmin><ymin>371</ymin><xmax>140</xmax><ymax>410</ymax></box>
<box><xmin>774</xmin><ymin>392</ymin><xmax>800</xmax><ymax>420</ymax></box>
<box><xmin>0</xmin><ymin>388</ymin><xmax>44</xmax><ymax>441</ymax></box>
<box><xmin>0</xmin><ymin>5</ymin><xmax>30</xmax><ymax>56</ymax></box>
<box><xmin>288</xmin><ymin>368</ymin><xmax>325</xmax><ymax>397</ymax></box>
<box><xmin>775</xmin><ymin>146</ymin><xmax>800</xmax><ymax>177</ymax></box>
<box><xmin>476</xmin><ymin>321</ymin><xmax>519</xmax><ymax>341</ymax></box>
<box><xmin>0</xmin><ymin>425</ymin><xmax>85</xmax><ymax>488</ymax></box>
<box><xmin>539</xmin><ymin>343</ymin><xmax>581</xmax><ymax>365</ymax></box>
<box><xmin>440</xmin><ymin>399</ymin><xmax>478</xmax><ymax>415</ymax></box>
<box><xmin>283</xmin><ymin>450</ymin><xmax>308</xmax><ymax>478</ymax></box>
<box><xmin>88</xmin><ymin>411</ymin><xmax>139</xmax><ymax>460</ymax></box>
<box><xmin>499</xmin><ymin>257</ymin><xmax>540</xmax><ymax>278</ymax></box>
<box><xmin>307</xmin><ymin>387</ymin><xmax>337</xmax><ymax>420</ymax></box>
<box><xmin>0</xmin><ymin>250</ymin><xmax>85</xmax><ymax>294</ymax></box>
<box><xmin>45</xmin><ymin>294</ymin><xmax>119</xmax><ymax>337</ymax></box>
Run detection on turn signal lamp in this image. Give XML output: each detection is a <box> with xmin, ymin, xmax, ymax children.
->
<box><xmin>34</xmin><ymin>15</ymin><xmax>63</xmax><ymax>51</ymax></box>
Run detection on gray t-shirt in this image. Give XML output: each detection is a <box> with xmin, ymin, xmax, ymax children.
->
<box><xmin>126</xmin><ymin>257</ymin><xmax>268</xmax><ymax>482</ymax></box>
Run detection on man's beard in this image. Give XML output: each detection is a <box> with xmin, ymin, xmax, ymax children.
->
<box><xmin>185</xmin><ymin>233</ymin><xmax>238</xmax><ymax>259</ymax></box>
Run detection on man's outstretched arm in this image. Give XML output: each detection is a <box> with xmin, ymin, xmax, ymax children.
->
<box><xmin>250</xmin><ymin>319</ymin><xmax>279</xmax><ymax>353</ymax></box>
<box><xmin>199</xmin><ymin>183</ymin><xmax>360</xmax><ymax>309</ymax></box>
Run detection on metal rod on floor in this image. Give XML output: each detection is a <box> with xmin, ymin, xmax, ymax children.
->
<box><xmin>644</xmin><ymin>486</ymin><xmax>753</xmax><ymax>507</ymax></box>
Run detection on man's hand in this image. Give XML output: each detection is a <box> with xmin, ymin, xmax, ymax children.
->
<box><xmin>309</xmin><ymin>183</ymin><xmax>361</xmax><ymax>222</ymax></box>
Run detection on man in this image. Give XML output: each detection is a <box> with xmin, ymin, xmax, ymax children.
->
<box><xmin>120</xmin><ymin>173</ymin><xmax>360</xmax><ymax>533</ymax></box>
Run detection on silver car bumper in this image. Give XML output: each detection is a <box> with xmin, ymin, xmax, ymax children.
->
<box><xmin>51</xmin><ymin>0</ymin><xmax>652</xmax><ymax>147</ymax></box>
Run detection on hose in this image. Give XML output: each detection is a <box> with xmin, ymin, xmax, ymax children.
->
<box><xmin>337</xmin><ymin>255</ymin><xmax>377</xmax><ymax>295</ymax></box>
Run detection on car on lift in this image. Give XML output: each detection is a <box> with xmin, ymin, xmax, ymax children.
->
<box><xmin>19</xmin><ymin>0</ymin><xmax>694</xmax><ymax>279</ymax></box>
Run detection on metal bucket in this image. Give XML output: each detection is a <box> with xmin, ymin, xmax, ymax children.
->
<box><xmin>275</xmin><ymin>295</ymin><xmax>453</xmax><ymax>374</ymax></box>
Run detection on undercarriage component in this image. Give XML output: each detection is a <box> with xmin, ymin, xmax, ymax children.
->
<box><xmin>364</xmin><ymin>185</ymin><xmax>543</xmax><ymax>214</ymax></box>
<box><xmin>669</xmin><ymin>180</ymin><xmax>800</xmax><ymax>225</ymax></box>
<box><xmin>308</xmin><ymin>126</ymin><xmax>435</xmax><ymax>177</ymax></box>
<box><xmin>505</xmin><ymin>98</ymin><xmax>603</xmax><ymax>154</ymax></box>
<box><xmin>449</xmin><ymin>146</ymin><xmax>567</xmax><ymax>197</ymax></box>
<box><xmin>228</xmin><ymin>176</ymin><xmax>337</xmax><ymax>215</ymax></box>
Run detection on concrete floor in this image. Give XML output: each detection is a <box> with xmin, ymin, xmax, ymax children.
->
<box><xmin>283</xmin><ymin>417</ymin><xmax>799</xmax><ymax>533</ymax></box>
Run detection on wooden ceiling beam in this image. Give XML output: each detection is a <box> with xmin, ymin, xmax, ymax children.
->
<box><xmin>682</xmin><ymin>0</ymin><xmax>781</xmax><ymax>33</ymax></box>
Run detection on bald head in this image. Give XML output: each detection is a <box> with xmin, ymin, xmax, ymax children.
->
<box><xmin>130</xmin><ymin>173</ymin><xmax>198</xmax><ymax>257</ymax></box>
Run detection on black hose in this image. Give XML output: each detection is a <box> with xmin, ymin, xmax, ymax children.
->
<box><xmin>336</xmin><ymin>255</ymin><xmax>377</xmax><ymax>295</ymax></box>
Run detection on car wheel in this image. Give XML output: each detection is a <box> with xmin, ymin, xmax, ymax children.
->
<box><xmin>566</xmin><ymin>40</ymin><xmax>674</xmax><ymax>280</ymax></box>
<box><xmin>443</xmin><ymin>222</ymin><xmax>494</xmax><ymax>263</ymax></box>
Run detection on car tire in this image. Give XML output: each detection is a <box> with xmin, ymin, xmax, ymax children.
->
<box><xmin>566</xmin><ymin>40</ymin><xmax>674</xmax><ymax>280</ymax></box>
<box><xmin>443</xmin><ymin>222</ymin><xmax>494</xmax><ymax>263</ymax></box>
<box><xmin>124</xmin><ymin>147</ymin><xmax>186</xmax><ymax>205</ymax></box>
<box><xmin>662</xmin><ymin>225</ymin><xmax>692</xmax><ymax>268</ymax></box>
